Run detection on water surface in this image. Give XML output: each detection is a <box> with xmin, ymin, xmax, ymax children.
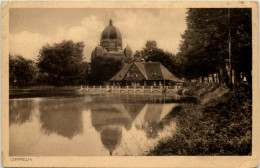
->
<box><xmin>10</xmin><ymin>94</ymin><xmax>189</xmax><ymax>156</ymax></box>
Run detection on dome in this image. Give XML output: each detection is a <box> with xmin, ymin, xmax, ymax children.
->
<box><xmin>101</xmin><ymin>20</ymin><xmax>122</xmax><ymax>41</ymax></box>
<box><xmin>124</xmin><ymin>45</ymin><xmax>132</xmax><ymax>57</ymax></box>
<box><xmin>94</xmin><ymin>45</ymin><xmax>103</xmax><ymax>57</ymax></box>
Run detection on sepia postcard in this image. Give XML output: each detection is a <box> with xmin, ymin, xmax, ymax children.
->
<box><xmin>1</xmin><ymin>1</ymin><xmax>259</xmax><ymax>167</ymax></box>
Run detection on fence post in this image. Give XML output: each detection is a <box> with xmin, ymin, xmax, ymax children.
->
<box><xmin>100</xmin><ymin>85</ymin><xmax>102</xmax><ymax>91</ymax></box>
<box><xmin>151</xmin><ymin>86</ymin><xmax>153</xmax><ymax>93</ymax></box>
<box><xmin>127</xmin><ymin>86</ymin><xmax>129</xmax><ymax>92</ymax></box>
<box><xmin>119</xmin><ymin>86</ymin><xmax>121</xmax><ymax>93</ymax></box>
<box><xmin>142</xmin><ymin>86</ymin><xmax>144</xmax><ymax>93</ymax></box>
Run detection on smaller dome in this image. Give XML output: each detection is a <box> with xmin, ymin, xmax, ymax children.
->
<box><xmin>103</xmin><ymin>48</ymin><xmax>108</xmax><ymax>55</ymax></box>
<box><xmin>124</xmin><ymin>45</ymin><xmax>132</xmax><ymax>57</ymax></box>
<box><xmin>91</xmin><ymin>50</ymin><xmax>95</xmax><ymax>59</ymax></box>
<box><xmin>94</xmin><ymin>45</ymin><xmax>103</xmax><ymax>57</ymax></box>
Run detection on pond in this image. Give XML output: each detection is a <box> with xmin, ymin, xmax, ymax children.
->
<box><xmin>9</xmin><ymin>94</ymin><xmax>197</xmax><ymax>156</ymax></box>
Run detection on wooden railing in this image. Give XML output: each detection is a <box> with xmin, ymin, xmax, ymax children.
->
<box><xmin>79</xmin><ymin>85</ymin><xmax>181</xmax><ymax>94</ymax></box>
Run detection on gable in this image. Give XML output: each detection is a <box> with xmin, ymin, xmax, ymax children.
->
<box><xmin>134</xmin><ymin>62</ymin><xmax>148</xmax><ymax>79</ymax></box>
<box><xmin>123</xmin><ymin>64</ymin><xmax>146</xmax><ymax>81</ymax></box>
<box><xmin>110</xmin><ymin>63</ymin><xmax>133</xmax><ymax>81</ymax></box>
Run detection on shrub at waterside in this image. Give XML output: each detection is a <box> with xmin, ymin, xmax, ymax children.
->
<box><xmin>149</xmin><ymin>84</ymin><xmax>252</xmax><ymax>155</ymax></box>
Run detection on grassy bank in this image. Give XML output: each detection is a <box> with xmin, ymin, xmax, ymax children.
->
<box><xmin>149</xmin><ymin>84</ymin><xmax>252</xmax><ymax>155</ymax></box>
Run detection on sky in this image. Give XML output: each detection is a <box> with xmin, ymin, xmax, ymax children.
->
<box><xmin>10</xmin><ymin>8</ymin><xmax>187</xmax><ymax>62</ymax></box>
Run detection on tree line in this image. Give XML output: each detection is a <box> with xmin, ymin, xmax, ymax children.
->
<box><xmin>10</xmin><ymin>8</ymin><xmax>252</xmax><ymax>87</ymax></box>
<box><xmin>10</xmin><ymin>40</ymin><xmax>127</xmax><ymax>87</ymax></box>
<box><xmin>10</xmin><ymin>41</ymin><xmax>90</xmax><ymax>87</ymax></box>
<box><xmin>10</xmin><ymin>40</ymin><xmax>176</xmax><ymax>87</ymax></box>
<box><xmin>177</xmin><ymin>8</ymin><xmax>252</xmax><ymax>85</ymax></box>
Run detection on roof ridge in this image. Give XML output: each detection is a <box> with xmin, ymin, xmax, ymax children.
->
<box><xmin>159</xmin><ymin>63</ymin><xmax>165</xmax><ymax>80</ymax></box>
<box><xmin>109</xmin><ymin>62</ymin><xmax>133</xmax><ymax>81</ymax></box>
<box><xmin>134</xmin><ymin>62</ymin><xmax>148</xmax><ymax>80</ymax></box>
<box><xmin>160</xmin><ymin>63</ymin><xmax>182</xmax><ymax>82</ymax></box>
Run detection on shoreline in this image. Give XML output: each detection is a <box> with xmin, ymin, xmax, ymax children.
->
<box><xmin>148</xmin><ymin>83</ymin><xmax>252</xmax><ymax>155</ymax></box>
<box><xmin>9</xmin><ymin>87</ymin><xmax>191</xmax><ymax>99</ymax></box>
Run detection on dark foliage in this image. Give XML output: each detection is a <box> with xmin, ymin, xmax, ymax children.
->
<box><xmin>149</xmin><ymin>84</ymin><xmax>252</xmax><ymax>155</ymax></box>
<box><xmin>89</xmin><ymin>57</ymin><xmax>124</xmax><ymax>85</ymax></box>
<box><xmin>9</xmin><ymin>55</ymin><xmax>37</xmax><ymax>87</ymax></box>
<box><xmin>133</xmin><ymin>40</ymin><xmax>179</xmax><ymax>76</ymax></box>
<box><xmin>177</xmin><ymin>8</ymin><xmax>252</xmax><ymax>84</ymax></box>
<box><xmin>37</xmin><ymin>40</ymin><xmax>88</xmax><ymax>86</ymax></box>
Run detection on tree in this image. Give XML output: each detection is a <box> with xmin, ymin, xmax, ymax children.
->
<box><xmin>133</xmin><ymin>41</ymin><xmax>177</xmax><ymax>75</ymax></box>
<box><xmin>145</xmin><ymin>40</ymin><xmax>157</xmax><ymax>50</ymax></box>
<box><xmin>37</xmin><ymin>40</ymin><xmax>86</xmax><ymax>86</ymax></box>
<box><xmin>177</xmin><ymin>8</ymin><xmax>252</xmax><ymax>84</ymax></box>
<box><xmin>78</xmin><ymin>62</ymin><xmax>90</xmax><ymax>85</ymax></box>
<box><xmin>230</xmin><ymin>9</ymin><xmax>252</xmax><ymax>84</ymax></box>
<box><xmin>9</xmin><ymin>54</ymin><xmax>37</xmax><ymax>87</ymax></box>
<box><xmin>89</xmin><ymin>57</ymin><xmax>123</xmax><ymax>85</ymax></box>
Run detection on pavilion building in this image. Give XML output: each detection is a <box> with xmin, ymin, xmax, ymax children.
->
<box><xmin>110</xmin><ymin>62</ymin><xmax>183</xmax><ymax>86</ymax></box>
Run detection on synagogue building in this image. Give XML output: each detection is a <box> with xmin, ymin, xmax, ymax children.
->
<box><xmin>91</xmin><ymin>19</ymin><xmax>132</xmax><ymax>59</ymax></box>
<box><xmin>92</xmin><ymin>19</ymin><xmax>182</xmax><ymax>86</ymax></box>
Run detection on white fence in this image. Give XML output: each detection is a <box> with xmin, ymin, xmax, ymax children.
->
<box><xmin>80</xmin><ymin>85</ymin><xmax>181</xmax><ymax>94</ymax></box>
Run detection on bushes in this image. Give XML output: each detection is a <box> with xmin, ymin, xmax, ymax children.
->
<box><xmin>149</xmin><ymin>84</ymin><xmax>252</xmax><ymax>155</ymax></box>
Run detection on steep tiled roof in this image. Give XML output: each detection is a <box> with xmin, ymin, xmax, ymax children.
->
<box><xmin>145</xmin><ymin>62</ymin><xmax>164</xmax><ymax>80</ymax></box>
<box><xmin>134</xmin><ymin>62</ymin><xmax>148</xmax><ymax>79</ymax></box>
<box><xmin>160</xmin><ymin>64</ymin><xmax>182</xmax><ymax>82</ymax></box>
<box><xmin>110</xmin><ymin>63</ymin><xmax>133</xmax><ymax>81</ymax></box>
<box><xmin>110</xmin><ymin>62</ymin><xmax>182</xmax><ymax>82</ymax></box>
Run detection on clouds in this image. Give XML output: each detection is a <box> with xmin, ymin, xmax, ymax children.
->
<box><xmin>10</xmin><ymin>15</ymin><xmax>105</xmax><ymax>61</ymax></box>
<box><xmin>9</xmin><ymin>9</ymin><xmax>187</xmax><ymax>61</ymax></box>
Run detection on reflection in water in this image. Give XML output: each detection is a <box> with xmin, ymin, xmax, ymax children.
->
<box><xmin>9</xmin><ymin>95</ymin><xmax>189</xmax><ymax>156</ymax></box>
<box><xmin>101</xmin><ymin>126</ymin><xmax>122</xmax><ymax>156</ymax></box>
<box><xmin>144</xmin><ymin>104</ymin><xmax>163</xmax><ymax>139</ymax></box>
<box><xmin>39</xmin><ymin>98</ymin><xmax>84</xmax><ymax>139</ymax></box>
<box><xmin>90</xmin><ymin>104</ymin><xmax>132</xmax><ymax>155</ymax></box>
<box><xmin>9</xmin><ymin>99</ymin><xmax>35</xmax><ymax>125</ymax></box>
<box><xmin>134</xmin><ymin>104</ymin><xmax>176</xmax><ymax>139</ymax></box>
<box><xmin>123</xmin><ymin>103</ymin><xmax>146</xmax><ymax>122</ymax></box>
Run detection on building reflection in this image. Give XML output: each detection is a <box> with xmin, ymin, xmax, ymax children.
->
<box><xmin>9</xmin><ymin>99</ymin><xmax>36</xmax><ymax>125</ymax></box>
<box><xmin>134</xmin><ymin>104</ymin><xmax>178</xmax><ymax>139</ymax></box>
<box><xmin>38</xmin><ymin>99</ymin><xmax>84</xmax><ymax>139</ymax></box>
<box><xmin>89</xmin><ymin>101</ymin><xmax>176</xmax><ymax>154</ymax></box>
<box><xmin>90</xmin><ymin>103</ymin><xmax>133</xmax><ymax>155</ymax></box>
